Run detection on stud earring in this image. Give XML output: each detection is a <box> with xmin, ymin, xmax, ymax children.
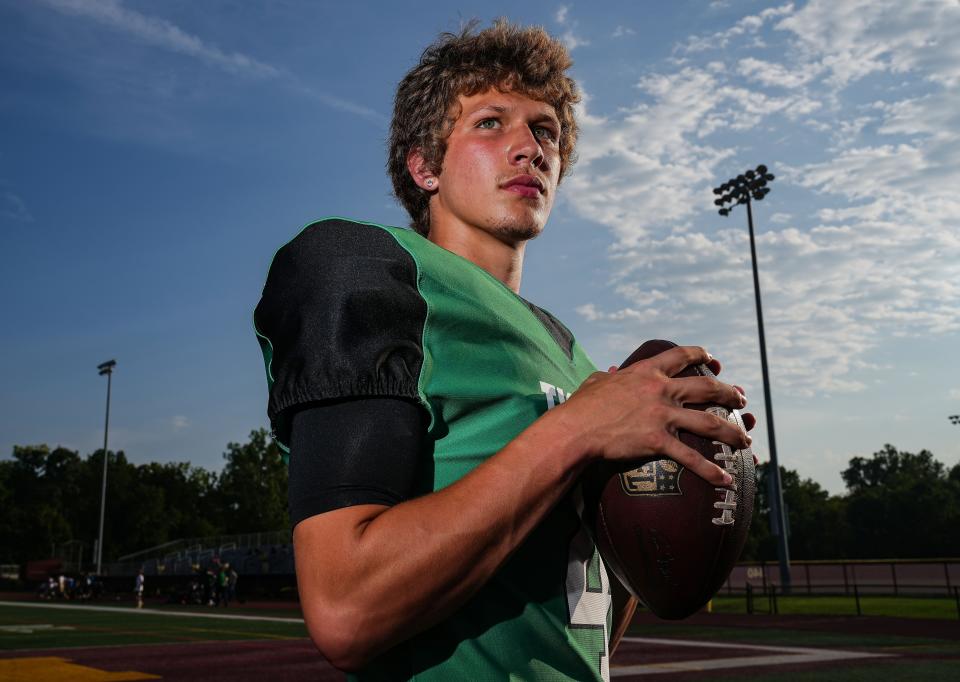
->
<box><xmin>425</xmin><ymin>179</ymin><xmax>435</xmax><ymax>188</ymax></box>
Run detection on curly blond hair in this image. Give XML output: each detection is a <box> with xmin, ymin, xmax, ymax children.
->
<box><xmin>388</xmin><ymin>20</ymin><xmax>580</xmax><ymax>236</ymax></box>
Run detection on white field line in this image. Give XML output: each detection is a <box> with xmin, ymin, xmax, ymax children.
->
<box><xmin>612</xmin><ymin>636</ymin><xmax>893</xmax><ymax>676</ymax></box>
<box><xmin>0</xmin><ymin>601</ymin><xmax>304</xmax><ymax>624</ymax></box>
<box><xmin>0</xmin><ymin>603</ymin><xmax>896</xmax><ymax>674</ymax></box>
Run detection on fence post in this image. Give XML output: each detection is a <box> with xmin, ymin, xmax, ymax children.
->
<box><xmin>771</xmin><ymin>585</ymin><xmax>778</xmax><ymax>615</ymax></box>
<box><xmin>842</xmin><ymin>562</ymin><xmax>849</xmax><ymax>595</ymax></box>
<box><xmin>854</xmin><ymin>584</ymin><xmax>862</xmax><ymax>616</ymax></box>
<box><xmin>746</xmin><ymin>583</ymin><xmax>754</xmax><ymax>615</ymax></box>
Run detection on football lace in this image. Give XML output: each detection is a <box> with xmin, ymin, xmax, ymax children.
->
<box><xmin>707</xmin><ymin>406</ymin><xmax>739</xmax><ymax>527</ymax></box>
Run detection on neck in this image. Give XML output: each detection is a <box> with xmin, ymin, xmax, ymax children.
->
<box><xmin>428</xmin><ymin>223</ymin><xmax>527</xmax><ymax>293</ymax></box>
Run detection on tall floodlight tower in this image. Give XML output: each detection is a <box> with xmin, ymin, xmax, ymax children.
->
<box><xmin>95</xmin><ymin>359</ymin><xmax>116</xmax><ymax>575</ymax></box>
<box><xmin>712</xmin><ymin>166</ymin><xmax>792</xmax><ymax>591</ymax></box>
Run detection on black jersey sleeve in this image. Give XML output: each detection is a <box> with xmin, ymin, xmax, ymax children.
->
<box><xmin>254</xmin><ymin>219</ymin><xmax>428</xmax><ymax>450</ymax></box>
<box><xmin>287</xmin><ymin>397</ymin><xmax>426</xmax><ymax>527</ymax></box>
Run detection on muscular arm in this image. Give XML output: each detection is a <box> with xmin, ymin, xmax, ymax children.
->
<box><xmin>295</xmin><ymin>346</ymin><xmax>749</xmax><ymax>671</ymax></box>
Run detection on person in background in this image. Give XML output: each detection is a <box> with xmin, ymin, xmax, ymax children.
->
<box><xmin>134</xmin><ymin>568</ymin><xmax>145</xmax><ymax>609</ymax></box>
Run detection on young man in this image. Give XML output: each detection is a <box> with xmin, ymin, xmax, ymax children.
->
<box><xmin>254</xmin><ymin>21</ymin><xmax>752</xmax><ymax>681</ymax></box>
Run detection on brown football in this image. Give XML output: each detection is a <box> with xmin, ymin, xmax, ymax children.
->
<box><xmin>583</xmin><ymin>339</ymin><xmax>756</xmax><ymax>620</ymax></box>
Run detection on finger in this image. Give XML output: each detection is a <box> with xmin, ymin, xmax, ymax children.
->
<box><xmin>658</xmin><ymin>436</ymin><xmax>732</xmax><ymax>486</ymax></box>
<box><xmin>669</xmin><ymin>376</ymin><xmax>747</xmax><ymax>410</ymax></box>
<box><xmin>705</xmin><ymin>357</ymin><xmax>722</xmax><ymax>376</ymax></box>
<box><xmin>671</xmin><ymin>407</ymin><xmax>751</xmax><ymax>451</ymax></box>
<box><xmin>578</xmin><ymin>371</ymin><xmax>607</xmax><ymax>390</ymax></box>
<box><xmin>648</xmin><ymin>345</ymin><xmax>712</xmax><ymax>378</ymax></box>
<box><xmin>753</xmin><ymin>452</ymin><xmax>760</xmax><ymax>466</ymax></box>
<box><xmin>740</xmin><ymin>412</ymin><xmax>756</xmax><ymax>431</ymax></box>
<box><xmin>608</xmin><ymin>365</ymin><xmax>618</xmax><ymax>374</ymax></box>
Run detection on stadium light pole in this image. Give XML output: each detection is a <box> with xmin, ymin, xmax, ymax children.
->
<box><xmin>950</xmin><ymin>415</ymin><xmax>960</xmax><ymax>425</ymax></box>
<box><xmin>712</xmin><ymin>165</ymin><xmax>792</xmax><ymax>592</ymax></box>
<box><xmin>95</xmin><ymin>359</ymin><xmax>116</xmax><ymax>575</ymax></box>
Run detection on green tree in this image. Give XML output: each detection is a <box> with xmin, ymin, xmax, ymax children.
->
<box><xmin>741</xmin><ymin>463</ymin><xmax>849</xmax><ymax>561</ymax></box>
<box><xmin>842</xmin><ymin>444</ymin><xmax>958</xmax><ymax>558</ymax></box>
<box><xmin>0</xmin><ymin>445</ymin><xmax>83</xmax><ymax>563</ymax></box>
<box><xmin>218</xmin><ymin>429</ymin><xmax>288</xmax><ymax>534</ymax></box>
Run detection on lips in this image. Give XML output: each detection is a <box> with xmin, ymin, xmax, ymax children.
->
<box><xmin>501</xmin><ymin>174</ymin><xmax>544</xmax><ymax>198</ymax></box>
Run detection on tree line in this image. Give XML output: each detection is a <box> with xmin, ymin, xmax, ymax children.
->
<box><xmin>743</xmin><ymin>444</ymin><xmax>960</xmax><ymax>561</ymax></box>
<box><xmin>0</xmin><ymin>429</ymin><xmax>286</xmax><ymax>565</ymax></box>
<box><xmin>1</xmin><ymin>435</ymin><xmax>957</xmax><ymax>566</ymax></box>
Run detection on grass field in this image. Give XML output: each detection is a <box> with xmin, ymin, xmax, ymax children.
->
<box><xmin>0</xmin><ymin>603</ymin><xmax>308</xmax><ymax>650</ymax></box>
<box><xmin>709</xmin><ymin>594</ymin><xmax>960</xmax><ymax>619</ymax></box>
<box><xmin>1</xmin><ymin>599</ymin><xmax>957</xmax><ymax>681</ymax></box>
<box><xmin>627</xmin><ymin>620</ymin><xmax>960</xmax><ymax>654</ymax></box>
<box><xmin>701</xmin><ymin>661</ymin><xmax>960</xmax><ymax>682</ymax></box>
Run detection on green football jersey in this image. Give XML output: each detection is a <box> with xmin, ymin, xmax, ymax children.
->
<box><xmin>255</xmin><ymin>218</ymin><xmax>612</xmax><ymax>681</ymax></box>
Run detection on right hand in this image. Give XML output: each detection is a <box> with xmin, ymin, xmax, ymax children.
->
<box><xmin>555</xmin><ymin>345</ymin><xmax>750</xmax><ymax>486</ymax></box>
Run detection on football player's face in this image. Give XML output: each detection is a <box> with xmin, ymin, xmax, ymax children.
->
<box><xmin>432</xmin><ymin>89</ymin><xmax>562</xmax><ymax>243</ymax></box>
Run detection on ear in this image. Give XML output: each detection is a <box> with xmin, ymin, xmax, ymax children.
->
<box><xmin>407</xmin><ymin>148</ymin><xmax>438</xmax><ymax>191</ymax></box>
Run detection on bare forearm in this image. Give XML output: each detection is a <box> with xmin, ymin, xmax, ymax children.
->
<box><xmin>296</xmin><ymin>409</ymin><xmax>590</xmax><ymax>665</ymax></box>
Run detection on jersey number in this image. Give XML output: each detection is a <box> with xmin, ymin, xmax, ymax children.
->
<box><xmin>565</xmin><ymin>492</ymin><xmax>611</xmax><ymax>681</ymax></box>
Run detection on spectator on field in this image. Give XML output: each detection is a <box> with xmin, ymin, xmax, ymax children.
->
<box><xmin>134</xmin><ymin>568</ymin><xmax>145</xmax><ymax>609</ymax></box>
<box><xmin>217</xmin><ymin>563</ymin><xmax>229</xmax><ymax>606</ymax></box>
<box><xmin>205</xmin><ymin>566</ymin><xmax>217</xmax><ymax>606</ymax></box>
<box><xmin>227</xmin><ymin>564</ymin><xmax>239</xmax><ymax>605</ymax></box>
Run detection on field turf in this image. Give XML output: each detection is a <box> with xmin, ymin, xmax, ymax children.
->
<box><xmin>0</xmin><ymin>603</ymin><xmax>308</xmax><ymax>650</ymax></box>
<box><xmin>710</xmin><ymin>594</ymin><xmax>959</xmax><ymax>619</ymax></box>
<box><xmin>1</xmin><ymin>599</ymin><xmax>958</xmax><ymax>680</ymax></box>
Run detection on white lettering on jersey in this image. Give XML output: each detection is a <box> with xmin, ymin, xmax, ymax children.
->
<box><xmin>539</xmin><ymin>381</ymin><xmax>569</xmax><ymax>411</ymax></box>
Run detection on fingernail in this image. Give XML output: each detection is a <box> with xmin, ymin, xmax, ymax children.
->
<box><xmin>746</xmin><ymin>435</ymin><xmax>753</xmax><ymax>445</ymax></box>
<box><xmin>706</xmin><ymin>351</ymin><xmax>714</xmax><ymax>361</ymax></box>
<box><xmin>722</xmin><ymin>472</ymin><xmax>733</xmax><ymax>485</ymax></box>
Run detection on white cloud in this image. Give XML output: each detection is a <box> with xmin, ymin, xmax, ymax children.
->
<box><xmin>565</xmin><ymin>66</ymin><xmax>817</xmax><ymax>245</ymax></box>
<box><xmin>554</xmin><ymin>4</ymin><xmax>589</xmax><ymax>50</ymax></box>
<box><xmin>949</xmin><ymin>389</ymin><xmax>960</xmax><ymax>400</ymax></box>
<box><xmin>1</xmin><ymin>190</ymin><xmax>33</xmax><ymax>223</ymax></box>
<box><xmin>39</xmin><ymin>0</ymin><xmax>279</xmax><ymax>78</ymax></box>
<box><xmin>612</xmin><ymin>26</ymin><xmax>636</xmax><ymax>39</ymax></box>
<box><xmin>737</xmin><ymin>57</ymin><xmax>822</xmax><ymax>89</ymax></box>
<box><xmin>36</xmin><ymin>0</ymin><xmax>384</xmax><ymax>122</ymax></box>
<box><xmin>565</xmin><ymin>1</ymin><xmax>960</xmax><ymax>398</ymax></box>
<box><xmin>680</xmin><ymin>3</ymin><xmax>795</xmax><ymax>53</ymax></box>
<box><xmin>172</xmin><ymin>415</ymin><xmax>190</xmax><ymax>432</ymax></box>
<box><xmin>776</xmin><ymin>0</ymin><xmax>960</xmax><ymax>88</ymax></box>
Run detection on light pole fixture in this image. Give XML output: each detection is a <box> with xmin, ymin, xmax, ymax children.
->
<box><xmin>950</xmin><ymin>415</ymin><xmax>960</xmax><ymax>425</ymax></box>
<box><xmin>712</xmin><ymin>165</ymin><xmax>793</xmax><ymax>591</ymax></box>
<box><xmin>95</xmin><ymin>359</ymin><xmax>116</xmax><ymax>575</ymax></box>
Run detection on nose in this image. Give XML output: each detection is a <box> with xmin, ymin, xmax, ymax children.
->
<box><xmin>509</xmin><ymin>125</ymin><xmax>544</xmax><ymax>168</ymax></box>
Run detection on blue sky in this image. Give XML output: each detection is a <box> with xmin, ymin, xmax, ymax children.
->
<box><xmin>2</xmin><ymin>0</ymin><xmax>958</xmax><ymax>494</ymax></box>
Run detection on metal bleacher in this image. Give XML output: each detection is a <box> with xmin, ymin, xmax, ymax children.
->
<box><xmin>107</xmin><ymin>531</ymin><xmax>294</xmax><ymax>576</ymax></box>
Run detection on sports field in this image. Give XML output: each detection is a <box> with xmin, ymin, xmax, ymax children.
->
<box><xmin>0</xmin><ymin>599</ymin><xmax>957</xmax><ymax>680</ymax></box>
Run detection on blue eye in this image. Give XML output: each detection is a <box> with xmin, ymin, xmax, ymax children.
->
<box><xmin>533</xmin><ymin>126</ymin><xmax>557</xmax><ymax>141</ymax></box>
<box><xmin>477</xmin><ymin>118</ymin><xmax>499</xmax><ymax>129</ymax></box>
